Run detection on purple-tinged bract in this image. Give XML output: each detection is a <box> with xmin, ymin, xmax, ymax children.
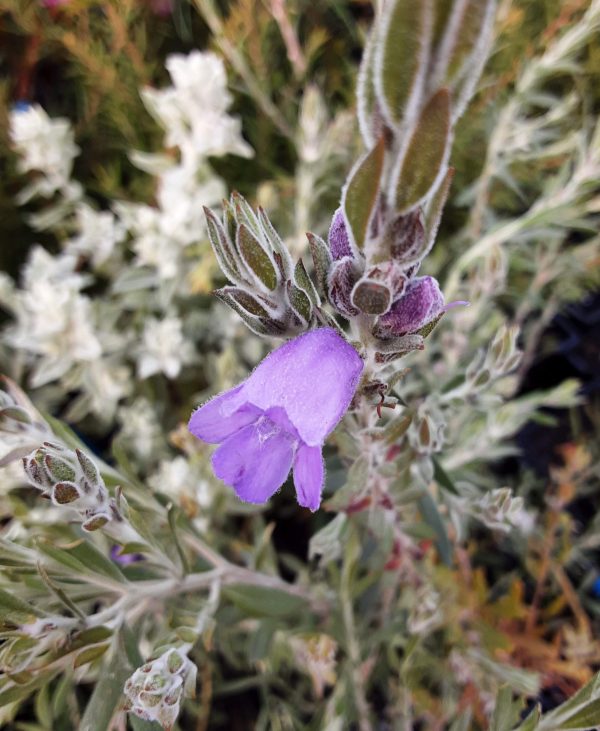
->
<box><xmin>328</xmin><ymin>208</ymin><xmax>354</xmax><ymax>261</ymax></box>
<box><xmin>377</xmin><ymin>275</ymin><xmax>444</xmax><ymax>337</ymax></box>
<box><xmin>188</xmin><ymin>328</ymin><xmax>363</xmax><ymax>511</ymax></box>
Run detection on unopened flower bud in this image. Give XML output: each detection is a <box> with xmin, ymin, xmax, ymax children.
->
<box><xmin>328</xmin><ymin>257</ymin><xmax>361</xmax><ymax>317</ymax></box>
<box><xmin>377</xmin><ymin>276</ymin><xmax>468</xmax><ymax>340</ymax></box>
<box><xmin>124</xmin><ymin>649</ymin><xmax>196</xmax><ymax>731</ymax></box>
<box><xmin>386</xmin><ymin>209</ymin><xmax>426</xmax><ymax>265</ymax></box>
<box><xmin>377</xmin><ymin>276</ymin><xmax>444</xmax><ymax>338</ymax></box>
<box><xmin>290</xmin><ymin>634</ymin><xmax>337</xmax><ymax>699</ymax></box>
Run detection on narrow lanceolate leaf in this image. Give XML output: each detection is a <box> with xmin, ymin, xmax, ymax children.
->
<box><xmin>342</xmin><ymin>137</ymin><xmax>385</xmax><ymax>250</ymax></box>
<box><xmin>293</xmin><ymin>259</ymin><xmax>320</xmax><ymax>308</ymax></box>
<box><xmin>357</xmin><ymin>33</ymin><xmax>383</xmax><ymax>147</ymax></box>
<box><xmin>231</xmin><ymin>191</ymin><xmax>262</xmax><ymax>237</ymax></box>
<box><xmin>375</xmin><ymin>0</ymin><xmax>432</xmax><ymax>128</ymax></box>
<box><xmin>216</xmin><ymin>287</ymin><xmax>272</xmax><ymax>318</ymax></box>
<box><xmin>204</xmin><ymin>206</ymin><xmax>245</xmax><ymax>284</ymax></box>
<box><xmin>237</xmin><ymin>224</ymin><xmax>278</xmax><ymax>291</ymax></box>
<box><xmin>0</xmin><ymin>588</ymin><xmax>42</xmax><ymax>624</ymax></box>
<box><xmin>224</xmin><ymin>585</ymin><xmax>308</xmax><ymax>619</ymax></box>
<box><xmin>450</xmin><ymin>0</ymin><xmax>496</xmax><ymax>122</ymax></box>
<box><xmin>286</xmin><ymin>281</ymin><xmax>312</xmax><ymax>323</ymax></box>
<box><xmin>417</xmin><ymin>491</ymin><xmax>452</xmax><ymax>566</ymax></box>
<box><xmin>258</xmin><ymin>207</ymin><xmax>293</xmax><ymax>277</ymax></box>
<box><xmin>307</xmin><ymin>232</ymin><xmax>332</xmax><ymax>297</ymax></box>
<box><xmin>394</xmin><ymin>89</ymin><xmax>451</xmax><ymax>214</ymax></box>
<box><xmin>215</xmin><ymin>290</ymin><xmax>286</xmax><ymax>338</ymax></box>
<box><xmin>424</xmin><ymin>167</ymin><xmax>454</xmax><ymax>243</ymax></box>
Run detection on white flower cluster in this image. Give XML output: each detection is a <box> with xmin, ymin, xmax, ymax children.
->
<box><xmin>119</xmin><ymin>50</ymin><xmax>253</xmax><ymax>281</ymax></box>
<box><xmin>141</xmin><ymin>51</ymin><xmax>253</xmax><ymax>164</ymax></box>
<box><xmin>4</xmin><ymin>50</ymin><xmax>253</xmax><ymax>425</ymax></box>
<box><xmin>9</xmin><ymin>104</ymin><xmax>81</xmax><ymax>203</ymax></box>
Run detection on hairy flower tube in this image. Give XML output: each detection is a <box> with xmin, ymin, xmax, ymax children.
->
<box><xmin>189</xmin><ymin>328</ymin><xmax>363</xmax><ymax>511</ymax></box>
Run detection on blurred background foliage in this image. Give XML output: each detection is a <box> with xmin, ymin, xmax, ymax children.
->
<box><xmin>0</xmin><ymin>0</ymin><xmax>599</xmax><ymax>729</ymax></box>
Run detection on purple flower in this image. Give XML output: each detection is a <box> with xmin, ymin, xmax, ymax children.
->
<box><xmin>377</xmin><ymin>275</ymin><xmax>467</xmax><ymax>338</ymax></box>
<box><xmin>110</xmin><ymin>546</ymin><xmax>144</xmax><ymax>565</ymax></box>
<box><xmin>188</xmin><ymin>328</ymin><xmax>363</xmax><ymax>511</ymax></box>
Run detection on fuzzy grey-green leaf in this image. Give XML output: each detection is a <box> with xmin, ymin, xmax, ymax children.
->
<box><xmin>343</xmin><ymin>136</ymin><xmax>385</xmax><ymax>250</ymax></box>
<box><xmin>217</xmin><ymin>287</ymin><xmax>271</xmax><ymax>318</ymax></box>
<box><xmin>204</xmin><ymin>206</ymin><xmax>244</xmax><ymax>284</ymax></box>
<box><xmin>294</xmin><ymin>259</ymin><xmax>320</xmax><ymax>308</ymax></box>
<box><xmin>307</xmin><ymin>232</ymin><xmax>332</xmax><ymax>297</ymax></box>
<box><xmin>376</xmin><ymin>0</ymin><xmax>431</xmax><ymax>126</ymax></box>
<box><xmin>395</xmin><ymin>89</ymin><xmax>451</xmax><ymax>213</ymax></box>
<box><xmin>237</xmin><ymin>224</ymin><xmax>278</xmax><ymax>291</ymax></box>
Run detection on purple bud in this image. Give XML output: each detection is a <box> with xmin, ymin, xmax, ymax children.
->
<box><xmin>328</xmin><ymin>257</ymin><xmax>360</xmax><ymax>318</ymax></box>
<box><xmin>111</xmin><ymin>546</ymin><xmax>144</xmax><ymax>565</ymax></box>
<box><xmin>388</xmin><ymin>210</ymin><xmax>426</xmax><ymax>264</ymax></box>
<box><xmin>327</xmin><ymin>208</ymin><xmax>353</xmax><ymax>261</ymax></box>
<box><xmin>376</xmin><ymin>276</ymin><xmax>444</xmax><ymax>338</ymax></box>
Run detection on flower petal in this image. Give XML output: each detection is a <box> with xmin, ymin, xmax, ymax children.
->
<box><xmin>212</xmin><ymin>422</ymin><xmax>294</xmax><ymax>504</ymax></box>
<box><xmin>188</xmin><ymin>385</ymin><xmax>261</xmax><ymax>444</ymax></box>
<box><xmin>241</xmin><ymin>328</ymin><xmax>364</xmax><ymax>446</ymax></box>
<box><xmin>293</xmin><ymin>444</ymin><xmax>324</xmax><ymax>511</ymax></box>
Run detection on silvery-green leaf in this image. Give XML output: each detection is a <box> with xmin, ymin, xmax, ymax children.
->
<box><xmin>293</xmin><ymin>259</ymin><xmax>320</xmax><ymax>308</ymax></box>
<box><xmin>417</xmin><ymin>491</ymin><xmax>452</xmax><ymax>566</ymax></box>
<box><xmin>307</xmin><ymin>232</ymin><xmax>332</xmax><ymax>297</ymax></box>
<box><xmin>490</xmin><ymin>686</ymin><xmax>522</xmax><ymax>731</ymax></box>
<box><xmin>375</xmin><ymin>0</ymin><xmax>432</xmax><ymax>128</ymax></box>
<box><xmin>258</xmin><ymin>207</ymin><xmax>293</xmax><ymax>277</ymax></box>
<box><xmin>43</xmin><ymin>454</ymin><xmax>77</xmax><ymax>484</ymax></box>
<box><xmin>435</xmin><ymin>0</ymin><xmax>497</xmax><ymax>122</ymax></box>
<box><xmin>231</xmin><ymin>191</ymin><xmax>262</xmax><ymax>238</ymax></box>
<box><xmin>357</xmin><ymin>33</ymin><xmax>384</xmax><ymax>146</ymax></box>
<box><xmin>204</xmin><ymin>206</ymin><xmax>246</xmax><ymax>284</ymax></box>
<box><xmin>215</xmin><ymin>290</ymin><xmax>286</xmax><ymax>338</ymax></box>
<box><xmin>73</xmin><ymin>643</ymin><xmax>109</xmax><ymax>668</ymax></box>
<box><xmin>514</xmin><ymin>705</ymin><xmax>540</xmax><ymax>731</ymax></box>
<box><xmin>384</xmin><ymin>414</ymin><xmax>412</xmax><ymax>444</ymax></box>
<box><xmin>236</xmin><ymin>224</ymin><xmax>278</xmax><ymax>291</ymax></box>
<box><xmin>75</xmin><ymin>448</ymin><xmax>101</xmax><ymax>490</ymax></box>
<box><xmin>0</xmin><ymin>588</ymin><xmax>41</xmax><ymax>625</ymax></box>
<box><xmin>342</xmin><ymin>136</ymin><xmax>385</xmax><ymax>250</ymax></box>
<box><xmin>0</xmin><ymin>406</ymin><xmax>32</xmax><ymax>424</ymax></box>
<box><xmin>216</xmin><ymin>286</ymin><xmax>272</xmax><ymax>318</ymax></box>
<box><xmin>222</xmin><ymin>199</ymin><xmax>237</xmax><ymax>244</ymax></box>
<box><xmin>308</xmin><ymin>514</ymin><xmax>347</xmax><ymax>566</ymax></box>
<box><xmin>286</xmin><ymin>281</ymin><xmax>312</xmax><ymax>324</ymax></box>
<box><xmin>223</xmin><ymin>585</ymin><xmax>307</xmax><ymax>619</ymax></box>
<box><xmin>351</xmin><ymin>277</ymin><xmax>392</xmax><ymax>315</ymax></box>
<box><xmin>394</xmin><ymin>89</ymin><xmax>451</xmax><ymax>214</ymax></box>
<box><xmin>415</xmin><ymin>312</ymin><xmax>444</xmax><ymax>339</ymax></box>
